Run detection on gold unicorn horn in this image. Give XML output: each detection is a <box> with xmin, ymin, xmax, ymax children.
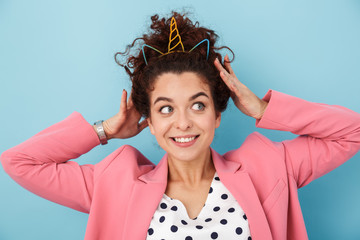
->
<box><xmin>167</xmin><ymin>17</ymin><xmax>185</xmax><ymax>54</ymax></box>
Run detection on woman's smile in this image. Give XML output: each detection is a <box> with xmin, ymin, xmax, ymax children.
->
<box><xmin>172</xmin><ymin>135</ymin><xmax>199</xmax><ymax>143</ymax></box>
<box><xmin>170</xmin><ymin>134</ymin><xmax>200</xmax><ymax>147</ymax></box>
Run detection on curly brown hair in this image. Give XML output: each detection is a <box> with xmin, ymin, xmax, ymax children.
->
<box><xmin>115</xmin><ymin>12</ymin><xmax>233</xmax><ymax>118</ymax></box>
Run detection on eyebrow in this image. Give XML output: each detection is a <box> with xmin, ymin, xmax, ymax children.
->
<box><xmin>153</xmin><ymin>91</ymin><xmax>209</xmax><ymax>105</ymax></box>
<box><xmin>190</xmin><ymin>92</ymin><xmax>209</xmax><ymax>101</ymax></box>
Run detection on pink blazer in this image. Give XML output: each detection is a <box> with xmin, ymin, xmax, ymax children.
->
<box><xmin>1</xmin><ymin>90</ymin><xmax>360</xmax><ymax>240</ymax></box>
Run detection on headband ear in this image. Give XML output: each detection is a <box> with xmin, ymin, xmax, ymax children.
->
<box><xmin>141</xmin><ymin>44</ymin><xmax>164</xmax><ymax>65</ymax></box>
<box><xmin>188</xmin><ymin>39</ymin><xmax>210</xmax><ymax>60</ymax></box>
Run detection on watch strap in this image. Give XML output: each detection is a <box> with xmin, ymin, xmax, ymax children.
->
<box><xmin>93</xmin><ymin>120</ymin><xmax>108</xmax><ymax>145</ymax></box>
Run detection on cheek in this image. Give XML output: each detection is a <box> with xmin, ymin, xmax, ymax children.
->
<box><xmin>148</xmin><ymin>116</ymin><xmax>169</xmax><ymax>136</ymax></box>
<box><xmin>196</xmin><ymin>114</ymin><xmax>218</xmax><ymax>131</ymax></box>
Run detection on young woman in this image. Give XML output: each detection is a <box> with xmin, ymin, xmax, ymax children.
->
<box><xmin>1</xmin><ymin>12</ymin><xmax>360</xmax><ymax>240</ymax></box>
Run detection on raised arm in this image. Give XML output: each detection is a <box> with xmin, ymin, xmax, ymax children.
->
<box><xmin>0</xmin><ymin>90</ymin><xmax>147</xmax><ymax>212</ymax></box>
<box><xmin>256</xmin><ymin>90</ymin><xmax>360</xmax><ymax>187</ymax></box>
<box><xmin>215</xmin><ymin>56</ymin><xmax>360</xmax><ymax>187</ymax></box>
<box><xmin>0</xmin><ymin>112</ymin><xmax>98</xmax><ymax>212</ymax></box>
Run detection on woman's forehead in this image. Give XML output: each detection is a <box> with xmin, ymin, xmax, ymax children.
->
<box><xmin>150</xmin><ymin>72</ymin><xmax>211</xmax><ymax>98</ymax></box>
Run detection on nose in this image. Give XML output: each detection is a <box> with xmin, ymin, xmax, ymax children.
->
<box><xmin>174</xmin><ymin>110</ymin><xmax>193</xmax><ymax>130</ymax></box>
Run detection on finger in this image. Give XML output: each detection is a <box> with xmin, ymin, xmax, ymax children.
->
<box><xmin>138</xmin><ymin>119</ymin><xmax>148</xmax><ymax>131</ymax></box>
<box><xmin>127</xmin><ymin>101</ymin><xmax>143</xmax><ymax>123</ymax></box>
<box><xmin>220</xmin><ymin>70</ymin><xmax>235</xmax><ymax>90</ymax></box>
<box><xmin>214</xmin><ymin>58</ymin><xmax>239</xmax><ymax>94</ymax></box>
<box><xmin>127</xmin><ymin>91</ymin><xmax>135</xmax><ymax>109</ymax></box>
<box><xmin>214</xmin><ymin>57</ymin><xmax>228</xmax><ymax>74</ymax></box>
<box><xmin>119</xmin><ymin>89</ymin><xmax>128</xmax><ymax>114</ymax></box>
<box><xmin>224</xmin><ymin>55</ymin><xmax>234</xmax><ymax>74</ymax></box>
<box><xmin>131</xmin><ymin>108</ymin><xmax>143</xmax><ymax>121</ymax></box>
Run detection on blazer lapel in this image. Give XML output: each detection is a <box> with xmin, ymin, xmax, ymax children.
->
<box><xmin>122</xmin><ymin>154</ymin><xmax>168</xmax><ymax>240</ymax></box>
<box><xmin>212</xmin><ymin>148</ymin><xmax>273</xmax><ymax>240</ymax></box>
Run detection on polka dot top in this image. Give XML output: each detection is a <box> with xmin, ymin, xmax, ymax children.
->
<box><xmin>147</xmin><ymin>173</ymin><xmax>252</xmax><ymax>240</ymax></box>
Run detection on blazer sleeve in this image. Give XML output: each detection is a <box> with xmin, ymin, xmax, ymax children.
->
<box><xmin>256</xmin><ymin>90</ymin><xmax>360</xmax><ymax>188</ymax></box>
<box><xmin>0</xmin><ymin>112</ymin><xmax>100</xmax><ymax>213</ymax></box>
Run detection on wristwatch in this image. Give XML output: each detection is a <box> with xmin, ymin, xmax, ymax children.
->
<box><xmin>93</xmin><ymin>120</ymin><xmax>108</xmax><ymax>145</ymax></box>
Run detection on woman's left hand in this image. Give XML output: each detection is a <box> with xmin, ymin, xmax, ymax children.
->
<box><xmin>214</xmin><ymin>55</ymin><xmax>268</xmax><ymax>120</ymax></box>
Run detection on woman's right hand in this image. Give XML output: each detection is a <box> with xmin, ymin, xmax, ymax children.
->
<box><xmin>99</xmin><ymin>90</ymin><xmax>148</xmax><ymax>140</ymax></box>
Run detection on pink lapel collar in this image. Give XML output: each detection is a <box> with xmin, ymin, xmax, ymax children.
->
<box><xmin>122</xmin><ymin>154</ymin><xmax>168</xmax><ymax>239</ymax></box>
<box><xmin>211</xmin><ymin>148</ymin><xmax>273</xmax><ymax>240</ymax></box>
<box><xmin>138</xmin><ymin>153</ymin><xmax>168</xmax><ymax>183</ymax></box>
<box><xmin>211</xmin><ymin>147</ymin><xmax>242</xmax><ymax>173</ymax></box>
<box><xmin>125</xmin><ymin>149</ymin><xmax>273</xmax><ymax>239</ymax></box>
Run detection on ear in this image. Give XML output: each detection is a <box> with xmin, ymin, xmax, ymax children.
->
<box><xmin>215</xmin><ymin>112</ymin><xmax>221</xmax><ymax>128</ymax></box>
<box><xmin>147</xmin><ymin>118</ymin><xmax>155</xmax><ymax>135</ymax></box>
<box><xmin>142</xmin><ymin>44</ymin><xmax>164</xmax><ymax>65</ymax></box>
<box><xmin>188</xmin><ymin>39</ymin><xmax>210</xmax><ymax>60</ymax></box>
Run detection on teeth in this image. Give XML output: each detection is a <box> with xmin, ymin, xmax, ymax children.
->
<box><xmin>174</xmin><ymin>136</ymin><xmax>196</xmax><ymax>143</ymax></box>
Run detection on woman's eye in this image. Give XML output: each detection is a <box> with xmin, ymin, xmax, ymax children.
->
<box><xmin>192</xmin><ymin>102</ymin><xmax>205</xmax><ymax>111</ymax></box>
<box><xmin>160</xmin><ymin>106</ymin><xmax>173</xmax><ymax>114</ymax></box>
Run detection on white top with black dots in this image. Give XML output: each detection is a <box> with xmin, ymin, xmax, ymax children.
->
<box><xmin>146</xmin><ymin>173</ymin><xmax>252</xmax><ymax>240</ymax></box>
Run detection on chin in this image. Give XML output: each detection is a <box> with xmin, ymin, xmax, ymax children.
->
<box><xmin>167</xmin><ymin>148</ymin><xmax>211</xmax><ymax>163</ymax></box>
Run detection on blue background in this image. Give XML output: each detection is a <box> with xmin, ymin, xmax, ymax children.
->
<box><xmin>1</xmin><ymin>0</ymin><xmax>360</xmax><ymax>239</ymax></box>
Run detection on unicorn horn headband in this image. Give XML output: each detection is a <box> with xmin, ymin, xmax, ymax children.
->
<box><xmin>142</xmin><ymin>17</ymin><xmax>210</xmax><ymax>65</ymax></box>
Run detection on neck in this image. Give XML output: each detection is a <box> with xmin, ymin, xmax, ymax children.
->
<box><xmin>167</xmin><ymin>148</ymin><xmax>215</xmax><ymax>186</ymax></box>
